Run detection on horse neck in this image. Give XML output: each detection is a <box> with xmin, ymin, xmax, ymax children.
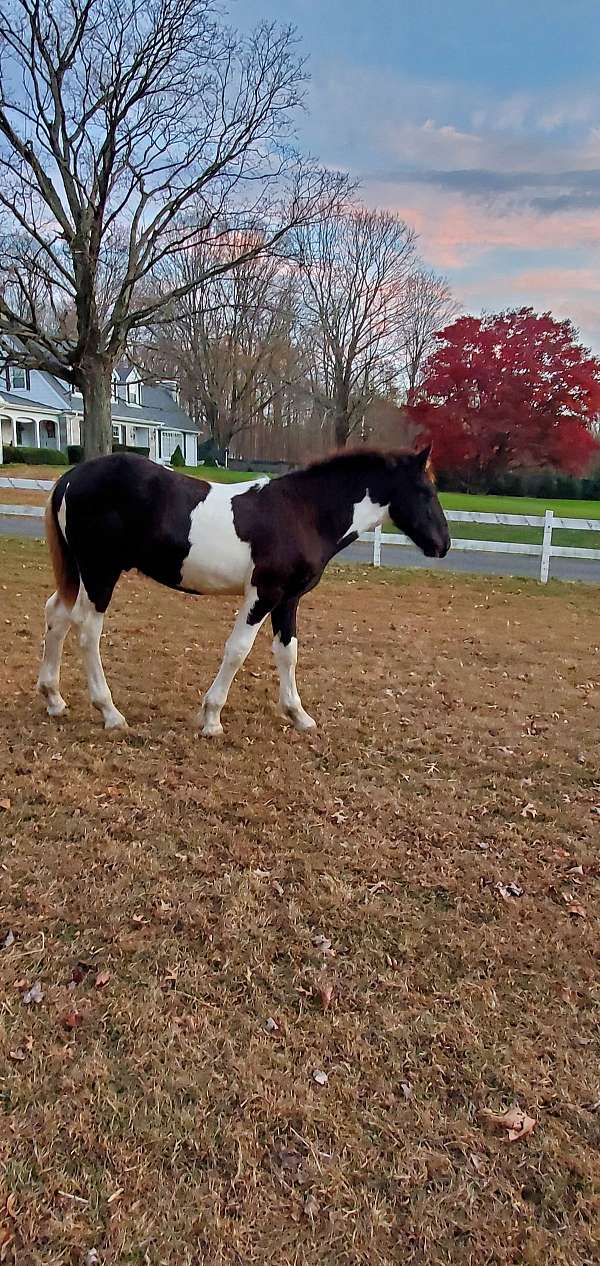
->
<box><xmin>290</xmin><ymin>457</ymin><xmax>390</xmax><ymax>538</ymax></box>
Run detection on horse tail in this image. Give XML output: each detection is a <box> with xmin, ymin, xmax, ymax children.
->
<box><xmin>45</xmin><ymin>482</ymin><xmax>80</xmax><ymax>610</ymax></box>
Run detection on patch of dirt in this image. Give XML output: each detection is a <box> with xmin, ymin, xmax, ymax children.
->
<box><xmin>1</xmin><ymin>536</ymin><xmax>599</xmax><ymax>1265</ymax></box>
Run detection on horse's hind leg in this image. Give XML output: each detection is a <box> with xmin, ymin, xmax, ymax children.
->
<box><xmin>37</xmin><ymin>591</ymin><xmax>72</xmax><ymax>717</ymax></box>
<box><xmin>271</xmin><ymin>597</ymin><xmax>316</xmax><ymax>732</ymax></box>
<box><xmin>72</xmin><ymin>583</ymin><xmax>127</xmax><ymax>731</ymax></box>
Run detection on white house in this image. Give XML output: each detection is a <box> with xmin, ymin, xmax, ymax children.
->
<box><xmin>0</xmin><ymin>361</ymin><xmax>201</xmax><ymax>465</ymax></box>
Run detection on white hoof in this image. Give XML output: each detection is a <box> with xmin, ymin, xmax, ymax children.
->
<box><xmin>47</xmin><ymin>698</ymin><xmax>68</xmax><ymax>718</ymax></box>
<box><xmin>103</xmin><ymin>711</ymin><xmax>128</xmax><ymax>731</ymax></box>
<box><xmin>201</xmin><ymin>720</ymin><xmax>224</xmax><ymax>738</ymax></box>
<box><xmin>37</xmin><ymin>682</ymin><xmax>68</xmax><ymax>717</ymax></box>
<box><xmin>281</xmin><ymin>706</ymin><xmax>317</xmax><ymax>732</ymax></box>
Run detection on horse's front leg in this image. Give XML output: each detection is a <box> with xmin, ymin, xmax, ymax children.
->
<box><xmin>271</xmin><ymin>596</ymin><xmax>316</xmax><ymax>732</ymax></box>
<box><xmin>199</xmin><ymin>586</ymin><xmax>275</xmax><ymax>737</ymax></box>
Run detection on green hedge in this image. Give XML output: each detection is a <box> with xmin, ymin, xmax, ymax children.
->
<box><xmin>437</xmin><ymin>465</ymin><xmax>600</xmax><ymax>499</ymax></box>
<box><xmin>1</xmin><ymin>444</ymin><xmax>68</xmax><ymax>466</ymax></box>
<box><xmin>112</xmin><ymin>442</ymin><xmax>150</xmax><ymax>457</ymax></box>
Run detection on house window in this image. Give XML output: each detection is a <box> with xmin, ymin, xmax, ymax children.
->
<box><xmin>6</xmin><ymin>366</ymin><xmax>29</xmax><ymax>391</ymax></box>
<box><xmin>161</xmin><ymin>430</ymin><xmax>183</xmax><ymax>461</ymax></box>
<box><xmin>112</xmin><ymin>424</ymin><xmax>125</xmax><ymax>445</ymax></box>
<box><xmin>126</xmin><ymin>381</ymin><xmax>141</xmax><ymax>406</ymax></box>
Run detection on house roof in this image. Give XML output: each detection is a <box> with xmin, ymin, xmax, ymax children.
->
<box><xmin>0</xmin><ymin>365</ymin><xmax>201</xmax><ymax>434</ymax></box>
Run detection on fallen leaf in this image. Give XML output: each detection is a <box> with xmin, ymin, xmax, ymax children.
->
<box><xmin>303</xmin><ymin>1192</ymin><xmax>319</xmax><ymax>1219</ymax></box>
<box><xmin>5</xmin><ymin>1195</ymin><xmax>18</xmax><ymax>1218</ymax></box>
<box><xmin>83</xmin><ymin>1250</ymin><xmax>100</xmax><ymax>1265</ymax></box>
<box><xmin>312</xmin><ymin>1069</ymin><xmax>328</xmax><ymax>1086</ymax></box>
<box><xmin>469</xmin><ymin>1152</ymin><xmax>486</xmax><ymax>1173</ymax></box>
<box><xmin>312</xmin><ymin>933</ymin><xmax>332</xmax><ymax>952</ymax></box>
<box><xmin>481</xmin><ymin>1103</ymin><xmax>536</xmax><ymax>1141</ymax></box>
<box><xmin>521</xmin><ymin>803</ymin><xmax>538</xmax><ymax>819</ymax></box>
<box><xmin>62</xmin><ymin>1007</ymin><xmax>83</xmax><ymax>1030</ymax></box>
<box><xmin>71</xmin><ymin>962</ymin><xmax>93</xmax><ymax>985</ymax></box>
<box><xmin>1</xmin><ymin>930</ymin><xmax>15</xmax><ymax>950</ymax></box>
<box><xmin>94</xmin><ymin>970</ymin><xmax>111</xmax><ymax>988</ymax></box>
<box><xmin>400</xmin><ymin>1081</ymin><xmax>412</xmax><ymax>1100</ymax></box>
<box><xmin>9</xmin><ymin>1049</ymin><xmax>26</xmax><ymax>1062</ymax></box>
<box><xmin>0</xmin><ymin>798</ymin><xmax>11</xmax><ymax>811</ymax></box>
<box><xmin>264</xmin><ymin>1016</ymin><xmax>279</xmax><ymax>1033</ymax></box>
<box><xmin>315</xmin><ymin>977</ymin><xmax>334</xmax><ymax>1009</ymax></box>
<box><xmin>22</xmin><ymin>981</ymin><xmax>43</xmax><ymax>1006</ymax></box>
<box><xmin>275</xmin><ymin>1147</ymin><xmax>303</xmax><ymax>1174</ymax></box>
<box><xmin>496</xmin><ymin>882</ymin><xmax>524</xmax><ymax>901</ymax></box>
<box><xmin>563</xmin><ymin>898</ymin><xmax>587</xmax><ymax>918</ymax></box>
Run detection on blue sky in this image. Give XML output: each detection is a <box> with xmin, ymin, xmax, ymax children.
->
<box><xmin>238</xmin><ymin>0</ymin><xmax>600</xmax><ymax>349</ymax></box>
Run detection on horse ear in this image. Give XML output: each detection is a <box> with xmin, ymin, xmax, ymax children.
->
<box><xmin>414</xmin><ymin>444</ymin><xmax>432</xmax><ymax>470</ymax></box>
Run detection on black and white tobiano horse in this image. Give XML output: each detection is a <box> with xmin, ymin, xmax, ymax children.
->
<box><xmin>37</xmin><ymin>448</ymin><xmax>450</xmax><ymax>735</ymax></box>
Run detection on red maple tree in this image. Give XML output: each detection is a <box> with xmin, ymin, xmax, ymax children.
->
<box><xmin>407</xmin><ymin>308</ymin><xmax>600</xmax><ymax>484</ymax></box>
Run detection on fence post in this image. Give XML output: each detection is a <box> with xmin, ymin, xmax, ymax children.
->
<box><xmin>373</xmin><ymin>525</ymin><xmax>382</xmax><ymax>567</ymax></box>
<box><xmin>540</xmin><ymin>509</ymin><xmax>554</xmax><ymax>583</ymax></box>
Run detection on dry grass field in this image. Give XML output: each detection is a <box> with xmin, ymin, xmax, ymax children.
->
<box><xmin>1</xmin><ymin>535</ymin><xmax>599</xmax><ymax>1266</ymax></box>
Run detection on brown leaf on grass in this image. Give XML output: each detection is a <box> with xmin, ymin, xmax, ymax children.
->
<box><xmin>274</xmin><ymin>1147</ymin><xmax>304</xmax><ymax>1176</ymax></box>
<box><xmin>0</xmin><ymin>798</ymin><xmax>11</xmax><ymax>811</ymax></box>
<box><xmin>521</xmin><ymin>803</ymin><xmax>538</xmax><ymax>819</ymax></box>
<box><xmin>1</xmin><ymin>930</ymin><xmax>14</xmax><ymax>950</ymax></box>
<box><xmin>9</xmin><ymin>1049</ymin><xmax>26</xmax><ymax>1062</ymax></box>
<box><xmin>314</xmin><ymin>976</ymin><xmax>334</xmax><ymax>1009</ymax></box>
<box><xmin>400</xmin><ymin>1081</ymin><xmax>412</xmax><ymax>1100</ymax></box>
<box><xmin>481</xmin><ymin>1103</ymin><xmax>536</xmax><ymax>1141</ymax></box>
<box><xmin>71</xmin><ymin>962</ymin><xmax>93</xmax><ymax>985</ymax></box>
<box><xmin>62</xmin><ymin>1007</ymin><xmax>83</xmax><ymax>1030</ymax></box>
<box><xmin>94</xmin><ymin>970</ymin><xmax>111</xmax><ymax>988</ymax></box>
<box><xmin>312</xmin><ymin>1069</ymin><xmax>328</xmax><ymax>1086</ymax></box>
<box><xmin>563</xmin><ymin>897</ymin><xmax>587</xmax><ymax>918</ymax></box>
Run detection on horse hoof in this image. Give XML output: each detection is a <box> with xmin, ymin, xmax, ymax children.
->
<box><xmin>201</xmin><ymin>722</ymin><xmax>224</xmax><ymax>738</ymax></box>
<box><xmin>104</xmin><ymin>712</ymin><xmax>128</xmax><ymax>731</ymax></box>
<box><xmin>47</xmin><ymin>699</ymin><xmax>67</xmax><ymax>718</ymax></box>
<box><xmin>296</xmin><ymin>715</ymin><xmax>317</xmax><ymax>732</ymax></box>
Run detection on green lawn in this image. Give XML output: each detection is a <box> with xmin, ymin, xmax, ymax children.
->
<box><xmin>182</xmin><ymin>463</ymin><xmax>264</xmax><ymax>483</ymax></box>
<box><xmin>438</xmin><ymin>491</ymin><xmax>600</xmax><ymax>550</ymax></box>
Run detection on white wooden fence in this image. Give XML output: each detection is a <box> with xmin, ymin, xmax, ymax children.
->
<box><xmin>360</xmin><ymin>506</ymin><xmax>600</xmax><ymax>582</ymax></box>
<box><xmin>2</xmin><ymin>476</ymin><xmax>600</xmax><ymax>583</ymax></box>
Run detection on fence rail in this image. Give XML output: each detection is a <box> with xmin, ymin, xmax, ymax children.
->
<box><xmin>362</xmin><ymin>506</ymin><xmax>600</xmax><ymax>582</ymax></box>
<box><xmin>2</xmin><ymin>478</ymin><xmax>600</xmax><ymax>583</ymax></box>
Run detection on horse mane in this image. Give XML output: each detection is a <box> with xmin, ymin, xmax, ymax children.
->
<box><xmin>298</xmin><ymin>445</ymin><xmax>436</xmax><ymax>483</ymax></box>
<box><xmin>300</xmin><ymin>446</ymin><xmax>417</xmax><ymax>474</ymax></box>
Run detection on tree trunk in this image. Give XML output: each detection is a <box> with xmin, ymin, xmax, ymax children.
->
<box><xmin>81</xmin><ymin>362</ymin><xmax>113</xmax><ymax>459</ymax></box>
<box><xmin>334</xmin><ymin>408</ymin><xmax>350</xmax><ymax>447</ymax></box>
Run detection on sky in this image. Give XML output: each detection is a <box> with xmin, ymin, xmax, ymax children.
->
<box><xmin>237</xmin><ymin>0</ymin><xmax>600</xmax><ymax>351</ymax></box>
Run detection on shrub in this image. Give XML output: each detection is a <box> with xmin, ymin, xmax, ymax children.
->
<box><xmin>1</xmin><ymin>444</ymin><xmax>68</xmax><ymax>466</ymax></box>
<box><xmin>112</xmin><ymin>443</ymin><xmax>150</xmax><ymax>457</ymax></box>
<box><xmin>170</xmin><ymin>444</ymin><xmax>185</xmax><ymax>468</ymax></box>
<box><xmin>67</xmin><ymin>444</ymin><xmax>84</xmax><ymax>464</ymax></box>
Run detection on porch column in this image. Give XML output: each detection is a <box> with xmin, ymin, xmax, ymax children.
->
<box><xmin>12</xmin><ymin>417</ymin><xmax>17</xmax><ymax>446</ymax></box>
<box><xmin>35</xmin><ymin>418</ymin><xmax>40</xmax><ymax>448</ymax></box>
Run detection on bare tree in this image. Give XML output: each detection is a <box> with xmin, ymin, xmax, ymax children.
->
<box><xmin>401</xmin><ymin>269</ymin><xmax>457</xmax><ymax>402</ymax></box>
<box><xmin>143</xmin><ymin>233</ymin><xmax>302</xmax><ymax>450</ymax></box>
<box><xmin>296</xmin><ymin>205</ymin><xmax>416</xmax><ymax>447</ymax></box>
<box><xmin>0</xmin><ymin>0</ymin><xmax>346</xmax><ymax>457</ymax></box>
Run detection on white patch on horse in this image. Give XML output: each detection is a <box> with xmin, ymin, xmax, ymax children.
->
<box><xmin>347</xmin><ymin>493</ymin><xmax>388</xmax><ymax>539</ymax></box>
<box><xmin>71</xmin><ymin>584</ymin><xmax>127</xmax><ymax>730</ymax></box>
<box><xmin>57</xmin><ymin>486</ymin><xmax>68</xmax><ymax>539</ymax></box>
<box><xmin>200</xmin><ymin>584</ymin><xmax>266</xmax><ymax>736</ymax></box>
<box><xmin>272</xmin><ymin>634</ymin><xmax>316</xmax><ymax>731</ymax></box>
<box><xmin>180</xmin><ymin>479</ymin><xmax>268</xmax><ymax>595</ymax></box>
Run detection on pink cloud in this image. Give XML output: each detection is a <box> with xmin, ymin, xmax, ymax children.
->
<box><xmin>363</xmin><ymin>181</ymin><xmax>600</xmax><ymax>270</ymax></box>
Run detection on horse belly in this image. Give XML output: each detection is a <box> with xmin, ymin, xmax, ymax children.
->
<box><xmin>180</xmin><ymin>527</ymin><xmax>252</xmax><ymax>595</ymax></box>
